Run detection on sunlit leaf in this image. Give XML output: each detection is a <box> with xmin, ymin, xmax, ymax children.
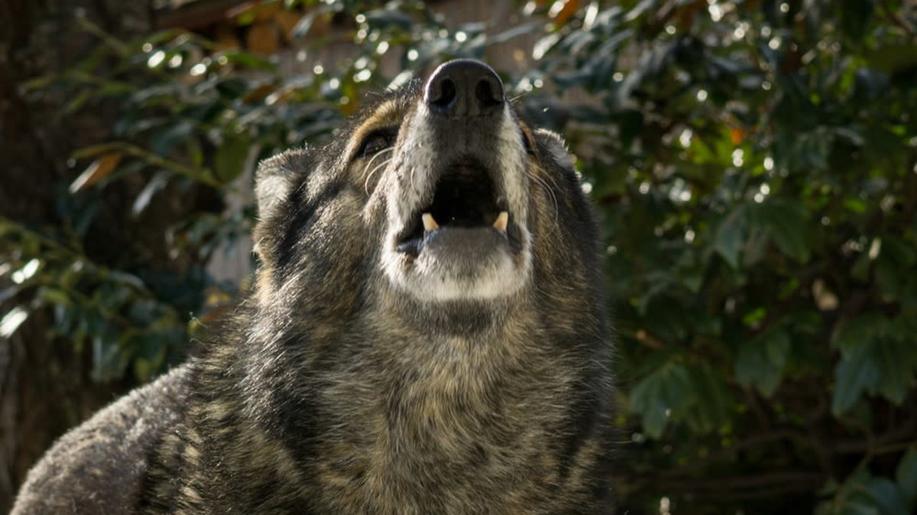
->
<box><xmin>11</xmin><ymin>258</ymin><xmax>41</xmax><ymax>284</ymax></box>
<box><xmin>69</xmin><ymin>152</ymin><xmax>123</xmax><ymax>193</ymax></box>
<box><xmin>0</xmin><ymin>307</ymin><xmax>29</xmax><ymax>338</ymax></box>
<box><xmin>549</xmin><ymin>0</ymin><xmax>580</xmax><ymax>26</ymax></box>
<box><xmin>132</xmin><ymin>172</ymin><xmax>170</xmax><ymax>216</ymax></box>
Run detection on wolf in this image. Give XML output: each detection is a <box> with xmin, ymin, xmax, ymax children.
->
<box><xmin>13</xmin><ymin>59</ymin><xmax>615</xmax><ymax>514</ymax></box>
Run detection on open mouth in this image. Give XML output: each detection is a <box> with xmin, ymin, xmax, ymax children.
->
<box><xmin>396</xmin><ymin>159</ymin><xmax>510</xmax><ymax>257</ymax></box>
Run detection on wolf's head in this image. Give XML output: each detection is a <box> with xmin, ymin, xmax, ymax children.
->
<box><xmin>224</xmin><ymin>60</ymin><xmax>612</xmax><ymax>512</ymax></box>
<box><xmin>253</xmin><ymin>59</ymin><xmax>601</xmax><ymax>331</ymax></box>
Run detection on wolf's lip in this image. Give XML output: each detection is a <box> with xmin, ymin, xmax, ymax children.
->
<box><xmin>396</xmin><ymin>223</ymin><xmax>512</xmax><ymax>259</ymax></box>
<box><xmin>396</xmin><ymin>217</ymin><xmax>511</xmax><ymax>257</ymax></box>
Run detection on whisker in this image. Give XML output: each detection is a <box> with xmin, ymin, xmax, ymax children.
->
<box><xmin>364</xmin><ymin>156</ymin><xmax>393</xmax><ymax>195</ymax></box>
<box><xmin>362</xmin><ymin>147</ymin><xmax>395</xmax><ymax>194</ymax></box>
<box><xmin>508</xmin><ymin>89</ymin><xmax>531</xmax><ymax>105</ymax></box>
<box><xmin>536</xmin><ymin>162</ymin><xmax>563</xmax><ymax>195</ymax></box>
<box><xmin>527</xmin><ymin>169</ymin><xmax>560</xmax><ymax>226</ymax></box>
<box><xmin>361</xmin><ymin>147</ymin><xmax>394</xmax><ymax>177</ymax></box>
<box><xmin>489</xmin><ymin>133</ymin><xmax>562</xmax><ymax>226</ymax></box>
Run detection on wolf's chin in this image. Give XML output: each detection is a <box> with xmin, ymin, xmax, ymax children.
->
<box><xmin>381</xmin><ymin>226</ymin><xmax>530</xmax><ymax>302</ymax></box>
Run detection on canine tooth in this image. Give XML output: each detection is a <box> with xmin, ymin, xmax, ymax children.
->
<box><xmin>422</xmin><ymin>213</ymin><xmax>439</xmax><ymax>231</ymax></box>
<box><xmin>493</xmin><ymin>211</ymin><xmax>509</xmax><ymax>232</ymax></box>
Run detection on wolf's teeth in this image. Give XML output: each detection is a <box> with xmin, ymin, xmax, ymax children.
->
<box><xmin>493</xmin><ymin>211</ymin><xmax>509</xmax><ymax>232</ymax></box>
<box><xmin>422</xmin><ymin>213</ymin><xmax>439</xmax><ymax>232</ymax></box>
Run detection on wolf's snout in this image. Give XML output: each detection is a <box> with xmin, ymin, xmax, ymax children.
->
<box><xmin>384</xmin><ymin>58</ymin><xmax>531</xmax><ymax>301</ymax></box>
<box><xmin>424</xmin><ymin>59</ymin><xmax>504</xmax><ymax>118</ymax></box>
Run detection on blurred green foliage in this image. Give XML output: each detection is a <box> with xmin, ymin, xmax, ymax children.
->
<box><xmin>2</xmin><ymin>0</ymin><xmax>916</xmax><ymax>512</ymax></box>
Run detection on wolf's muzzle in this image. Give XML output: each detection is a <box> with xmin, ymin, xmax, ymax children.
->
<box><xmin>382</xmin><ymin>59</ymin><xmax>530</xmax><ymax>302</ymax></box>
<box><xmin>424</xmin><ymin>59</ymin><xmax>505</xmax><ymax>119</ymax></box>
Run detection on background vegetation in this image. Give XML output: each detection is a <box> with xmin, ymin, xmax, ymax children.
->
<box><xmin>2</xmin><ymin>0</ymin><xmax>915</xmax><ymax>513</ymax></box>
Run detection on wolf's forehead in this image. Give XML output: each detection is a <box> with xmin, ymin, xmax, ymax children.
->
<box><xmin>341</xmin><ymin>97</ymin><xmax>414</xmax><ymax>160</ymax></box>
<box><xmin>357</xmin><ymin>88</ymin><xmax>419</xmax><ymax>127</ymax></box>
<box><xmin>361</xmin><ymin>99</ymin><xmax>406</xmax><ymax>127</ymax></box>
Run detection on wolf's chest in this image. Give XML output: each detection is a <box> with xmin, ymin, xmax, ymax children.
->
<box><xmin>306</xmin><ymin>363</ymin><xmax>571</xmax><ymax>513</ymax></box>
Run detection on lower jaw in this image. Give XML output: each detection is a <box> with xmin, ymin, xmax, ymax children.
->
<box><xmin>392</xmin><ymin>256</ymin><xmax>526</xmax><ymax>303</ymax></box>
<box><xmin>383</xmin><ymin>222</ymin><xmax>531</xmax><ymax>302</ymax></box>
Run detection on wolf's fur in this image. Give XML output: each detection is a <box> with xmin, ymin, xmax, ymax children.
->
<box><xmin>12</xmin><ymin>367</ymin><xmax>190</xmax><ymax>514</ymax></box>
<box><xmin>14</xmin><ymin>75</ymin><xmax>614</xmax><ymax>514</ymax></box>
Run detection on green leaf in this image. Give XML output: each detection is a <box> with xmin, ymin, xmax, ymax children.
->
<box><xmin>833</xmin><ymin>314</ymin><xmax>887</xmax><ymax>353</ymax></box>
<box><xmin>825</xmin><ymin>471</ymin><xmax>911</xmax><ymax>515</ymax></box>
<box><xmin>873</xmin><ymin>338</ymin><xmax>915</xmax><ymax>405</ymax></box>
<box><xmin>840</xmin><ymin>0</ymin><xmax>874</xmax><ymax>42</ymax></box>
<box><xmin>832</xmin><ymin>342</ymin><xmax>881</xmax><ymax>416</ymax></box>
<box><xmin>629</xmin><ymin>368</ymin><xmax>668</xmax><ymax>438</ymax></box>
<box><xmin>218</xmin><ymin>50</ymin><xmax>275</xmax><ymax>71</ymax></box>
<box><xmin>71</xmin><ymin>142</ymin><xmax>218</xmax><ymax>186</ymax></box>
<box><xmin>865</xmin><ymin>44</ymin><xmax>917</xmax><ymax>75</ymax></box>
<box><xmin>629</xmin><ymin>362</ymin><xmax>692</xmax><ymax>438</ymax></box>
<box><xmin>363</xmin><ymin>9</ymin><xmax>415</xmax><ymax>31</ymax></box>
<box><xmin>837</xmin><ymin>501</ymin><xmax>879</xmax><ymax>515</ymax></box>
<box><xmin>128</xmin><ymin>331</ymin><xmax>169</xmax><ymax>382</ymax></box>
<box><xmin>832</xmin><ymin>315</ymin><xmax>917</xmax><ymax>409</ymax></box>
<box><xmin>615</xmin><ymin>109</ymin><xmax>643</xmax><ymax>147</ymax></box>
<box><xmin>896</xmin><ymin>447</ymin><xmax>917</xmax><ymax>505</ymax></box>
<box><xmin>882</xmin><ymin>236</ymin><xmax>917</xmax><ymax>267</ymax></box>
<box><xmin>754</xmin><ymin>199</ymin><xmax>811</xmax><ymax>262</ymax></box>
<box><xmin>150</xmin><ymin>121</ymin><xmax>194</xmax><ymax>155</ymax></box>
<box><xmin>684</xmin><ymin>364</ymin><xmax>732</xmax><ymax>433</ymax></box>
<box><xmin>91</xmin><ymin>333</ymin><xmax>129</xmax><ymax>383</ymax></box>
<box><xmin>735</xmin><ymin>329</ymin><xmax>791</xmax><ymax>397</ymax></box>
<box><xmin>714</xmin><ymin>205</ymin><xmax>747</xmax><ymax>269</ymax></box>
<box><xmin>37</xmin><ymin>287</ymin><xmax>72</xmax><ymax>306</ymax></box>
<box><xmin>861</xmin><ymin>478</ymin><xmax>910</xmax><ymax>515</ymax></box>
<box><xmin>213</xmin><ymin>131</ymin><xmax>252</xmax><ymax>183</ymax></box>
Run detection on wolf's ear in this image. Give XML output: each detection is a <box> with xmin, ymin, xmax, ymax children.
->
<box><xmin>255</xmin><ymin>150</ymin><xmax>302</xmax><ymax>219</ymax></box>
<box><xmin>253</xmin><ymin>148</ymin><xmax>309</xmax><ymax>259</ymax></box>
<box><xmin>534</xmin><ymin>129</ymin><xmax>575</xmax><ymax>171</ymax></box>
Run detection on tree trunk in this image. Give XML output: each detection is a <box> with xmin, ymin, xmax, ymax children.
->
<box><xmin>0</xmin><ymin>1</ymin><xmax>153</xmax><ymax>510</ymax></box>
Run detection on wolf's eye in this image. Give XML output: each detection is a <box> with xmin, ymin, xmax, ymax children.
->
<box><xmin>357</xmin><ymin>128</ymin><xmax>398</xmax><ymax>158</ymax></box>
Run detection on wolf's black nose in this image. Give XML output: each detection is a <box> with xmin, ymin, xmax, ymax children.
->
<box><xmin>424</xmin><ymin>59</ymin><xmax>504</xmax><ymax>118</ymax></box>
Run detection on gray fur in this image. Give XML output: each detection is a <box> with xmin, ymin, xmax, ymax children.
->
<box><xmin>14</xmin><ymin>77</ymin><xmax>615</xmax><ymax>514</ymax></box>
<box><xmin>12</xmin><ymin>366</ymin><xmax>190</xmax><ymax>514</ymax></box>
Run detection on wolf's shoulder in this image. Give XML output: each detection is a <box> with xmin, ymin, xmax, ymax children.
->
<box><xmin>11</xmin><ymin>365</ymin><xmax>191</xmax><ymax>515</ymax></box>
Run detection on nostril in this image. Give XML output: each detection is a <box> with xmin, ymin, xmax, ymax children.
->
<box><xmin>430</xmin><ymin>78</ymin><xmax>457</xmax><ymax>110</ymax></box>
<box><xmin>475</xmin><ymin>78</ymin><xmax>503</xmax><ymax>109</ymax></box>
<box><xmin>424</xmin><ymin>60</ymin><xmax>504</xmax><ymax>116</ymax></box>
